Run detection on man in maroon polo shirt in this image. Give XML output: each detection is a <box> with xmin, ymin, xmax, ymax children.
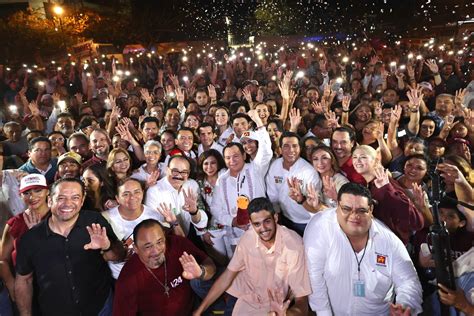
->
<box><xmin>113</xmin><ymin>219</ymin><xmax>216</xmax><ymax>316</ymax></box>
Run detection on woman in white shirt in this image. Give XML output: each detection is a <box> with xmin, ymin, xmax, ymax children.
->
<box><xmin>131</xmin><ymin>140</ymin><xmax>164</xmax><ymax>188</ymax></box>
<box><xmin>214</xmin><ymin>107</ymin><xmax>233</xmax><ymax>146</ymax></box>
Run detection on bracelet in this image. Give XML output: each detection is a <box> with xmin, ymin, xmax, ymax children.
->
<box><xmin>199</xmin><ymin>264</ymin><xmax>206</xmax><ymax>280</ymax></box>
<box><xmin>342</xmin><ymin>109</ymin><xmax>350</xmax><ymax>113</ymax></box>
<box><xmin>189</xmin><ymin>209</ymin><xmax>199</xmax><ymax>216</ymax></box>
<box><xmin>410</xmin><ymin>109</ymin><xmax>419</xmax><ymax>113</ymax></box>
<box><xmin>170</xmin><ymin>221</ymin><xmax>179</xmax><ymax>227</ymax></box>
<box><xmin>256</xmin><ymin>125</ymin><xmax>265</xmax><ymax>129</ymax></box>
<box><xmin>100</xmin><ymin>243</ymin><xmax>112</xmax><ymax>254</ymax></box>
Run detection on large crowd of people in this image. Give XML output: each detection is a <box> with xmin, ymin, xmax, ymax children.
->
<box><xmin>0</xmin><ymin>35</ymin><xmax>473</xmax><ymax>315</ymax></box>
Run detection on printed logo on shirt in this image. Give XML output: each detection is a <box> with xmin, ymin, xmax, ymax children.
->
<box><xmin>274</xmin><ymin>176</ymin><xmax>284</xmax><ymax>184</ymax></box>
<box><xmin>376</xmin><ymin>253</ymin><xmax>388</xmax><ymax>266</ymax></box>
<box><xmin>170</xmin><ymin>276</ymin><xmax>183</xmax><ymax>288</ymax></box>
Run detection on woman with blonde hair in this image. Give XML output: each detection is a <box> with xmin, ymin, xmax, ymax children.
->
<box><xmin>352</xmin><ymin>145</ymin><xmax>424</xmax><ymax>244</ymax></box>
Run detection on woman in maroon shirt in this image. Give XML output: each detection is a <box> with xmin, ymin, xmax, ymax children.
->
<box><xmin>0</xmin><ymin>174</ymin><xmax>49</xmax><ymax>301</ymax></box>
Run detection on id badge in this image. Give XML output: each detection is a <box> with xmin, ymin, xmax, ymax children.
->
<box><xmin>353</xmin><ymin>279</ymin><xmax>366</xmax><ymax>297</ymax></box>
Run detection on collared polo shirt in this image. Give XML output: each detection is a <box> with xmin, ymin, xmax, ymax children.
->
<box><xmin>16</xmin><ymin>210</ymin><xmax>118</xmax><ymax>316</ymax></box>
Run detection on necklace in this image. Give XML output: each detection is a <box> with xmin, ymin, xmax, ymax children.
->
<box><xmin>145</xmin><ymin>259</ymin><xmax>170</xmax><ymax>297</ymax></box>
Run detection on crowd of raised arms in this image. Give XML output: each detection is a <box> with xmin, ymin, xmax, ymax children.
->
<box><xmin>0</xmin><ymin>37</ymin><xmax>473</xmax><ymax>316</ymax></box>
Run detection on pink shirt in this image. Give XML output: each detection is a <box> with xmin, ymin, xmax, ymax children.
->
<box><xmin>227</xmin><ymin>225</ymin><xmax>312</xmax><ymax>315</ymax></box>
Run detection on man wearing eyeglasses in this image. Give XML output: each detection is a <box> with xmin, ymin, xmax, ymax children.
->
<box><xmin>145</xmin><ymin>155</ymin><xmax>208</xmax><ymax>237</ymax></box>
<box><xmin>304</xmin><ymin>183</ymin><xmax>422</xmax><ymax>316</ymax></box>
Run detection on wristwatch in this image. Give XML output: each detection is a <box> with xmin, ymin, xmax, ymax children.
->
<box><xmin>199</xmin><ymin>265</ymin><xmax>206</xmax><ymax>280</ymax></box>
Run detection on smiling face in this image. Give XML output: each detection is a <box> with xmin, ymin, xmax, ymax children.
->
<box><xmin>420</xmin><ymin>119</ymin><xmax>436</xmax><ymax>139</ymax></box>
<box><xmin>134</xmin><ymin>224</ymin><xmax>167</xmax><ymax>269</ymax></box>
<box><xmin>232</xmin><ymin>118</ymin><xmax>249</xmax><ymax>138</ymax></box>
<box><xmin>403</xmin><ymin>157</ymin><xmax>427</xmax><ymax>182</ymax></box>
<box><xmin>111</xmin><ymin>152</ymin><xmax>131</xmax><ymax>176</ymax></box>
<box><xmin>281</xmin><ymin>136</ymin><xmax>300</xmax><ymax>167</ymax></box>
<box><xmin>202</xmin><ymin>155</ymin><xmax>218</xmax><ymax>177</ymax></box>
<box><xmin>89</xmin><ymin>130</ymin><xmax>110</xmax><ymax>158</ymax></box>
<box><xmin>331</xmin><ymin>131</ymin><xmax>354</xmax><ymax>161</ymax></box>
<box><xmin>21</xmin><ymin>188</ymin><xmax>49</xmax><ymax>211</ymax></box>
<box><xmin>176</xmin><ymin>130</ymin><xmax>194</xmax><ymax>152</ymax></box>
<box><xmin>144</xmin><ymin>144</ymin><xmax>161</xmax><ymax>166</ymax></box>
<box><xmin>48</xmin><ymin>181</ymin><xmax>85</xmax><ymax>224</ymax></box>
<box><xmin>355</xmin><ymin>105</ymin><xmax>372</xmax><ymax>123</ymax></box>
<box><xmin>352</xmin><ymin>148</ymin><xmax>377</xmax><ymax>176</ymax></box>
<box><xmin>250</xmin><ymin>210</ymin><xmax>278</xmax><ymax>247</ymax></box>
<box><xmin>255</xmin><ymin>103</ymin><xmax>270</xmax><ymax>122</ymax></box>
<box><xmin>215</xmin><ymin>108</ymin><xmax>229</xmax><ymax>126</ymax></box>
<box><xmin>116</xmin><ymin>179</ymin><xmax>143</xmax><ymax>212</ymax></box>
<box><xmin>224</xmin><ymin>145</ymin><xmax>245</xmax><ymax>176</ymax></box>
<box><xmin>337</xmin><ymin>193</ymin><xmax>373</xmax><ymax>239</ymax></box>
<box><xmin>199</xmin><ymin>126</ymin><xmax>215</xmax><ymax>147</ymax></box>
<box><xmin>312</xmin><ymin>149</ymin><xmax>334</xmax><ymax>174</ymax></box>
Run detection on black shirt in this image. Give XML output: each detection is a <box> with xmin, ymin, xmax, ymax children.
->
<box><xmin>16</xmin><ymin>210</ymin><xmax>119</xmax><ymax>316</ymax></box>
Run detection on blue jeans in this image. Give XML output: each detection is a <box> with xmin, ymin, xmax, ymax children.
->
<box><xmin>191</xmin><ymin>268</ymin><xmax>233</xmax><ymax>315</ymax></box>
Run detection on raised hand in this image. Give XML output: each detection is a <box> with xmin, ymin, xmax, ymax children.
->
<box><xmin>182</xmin><ymin>187</ymin><xmax>198</xmax><ymax>214</ymax></box>
<box><xmin>157</xmin><ymin>202</ymin><xmax>177</xmax><ymax>224</ymax></box>
<box><xmin>424</xmin><ymin>59</ymin><xmax>439</xmax><ymax>74</ymax></box>
<box><xmin>407</xmin><ymin>64</ymin><xmax>415</xmax><ymax>79</ymax></box>
<box><xmin>207</xmin><ymin>84</ymin><xmax>217</xmax><ymax>100</ymax></box>
<box><xmin>247</xmin><ymin>109</ymin><xmax>262</xmax><ymax>126</ymax></box>
<box><xmin>28</xmin><ymin>101</ymin><xmax>40</xmax><ymax>116</ymax></box>
<box><xmin>319</xmin><ymin>59</ymin><xmax>327</xmax><ymax>73</ymax></box>
<box><xmin>407</xmin><ymin>87</ymin><xmax>424</xmax><ymax>110</ymax></box>
<box><xmin>110</xmin><ymin>104</ymin><xmax>122</xmax><ymax>121</ymax></box>
<box><xmin>179</xmin><ymin>252</ymin><xmax>202</xmax><ymax>280</ymax></box>
<box><xmin>289</xmin><ymin>107</ymin><xmax>301</xmax><ymax>131</ymax></box>
<box><xmin>312</xmin><ymin>101</ymin><xmax>324</xmax><ymax>114</ymax></box>
<box><xmin>390</xmin><ymin>105</ymin><xmax>402</xmax><ymax>125</ymax></box>
<box><xmin>324</xmin><ymin>110</ymin><xmax>340</xmax><ymax>129</ymax></box>
<box><xmin>373</xmin><ymin>166</ymin><xmax>390</xmax><ymax>188</ymax></box>
<box><xmin>374</xmin><ymin>121</ymin><xmax>385</xmax><ymax>140</ymax></box>
<box><xmin>412</xmin><ymin>182</ymin><xmax>426</xmax><ymax>210</ymax></box>
<box><xmin>306</xmin><ymin>183</ymin><xmax>320</xmax><ymax>209</ymax></box>
<box><xmin>140</xmin><ymin>88</ymin><xmax>152</xmax><ymax>104</ymax></box>
<box><xmin>288</xmin><ymin>89</ymin><xmax>297</xmax><ymax>107</ymax></box>
<box><xmin>454</xmin><ymin>88</ymin><xmax>467</xmax><ymax>108</ymax></box>
<box><xmin>84</xmin><ymin>223</ymin><xmax>111</xmax><ymax>251</ymax></box>
<box><xmin>437</xmin><ymin>163</ymin><xmax>465</xmax><ymax>184</ymax></box>
<box><xmin>52</xmin><ymin>92</ymin><xmax>61</xmax><ymax>105</ymax></box>
<box><xmin>175</xmin><ymin>87</ymin><xmax>185</xmax><ymax>103</ymax></box>
<box><xmin>242</xmin><ymin>87</ymin><xmax>253</xmax><ymax>104</ymax></box>
<box><xmin>146</xmin><ymin>169</ymin><xmax>160</xmax><ymax>188</ymax></box>
<box><xmin>115</xmin><ymin>122</ymin><xmax>134</xmax><ymax>143</ymax></box>
<box><xmin>267</xmin><ymin>288</ymin><xmax>291</xmax><ymax>316</ymax></box>
<box><xmin>342</xmin><ymin>95</ymin><xmax>351</xmax><ymax>112</ymax></box>
<box><xmin>169</xmin><ymin>74</ymin><xmax>180</xmax><ymax>89</ymax></box>
<box><xmin>322</xmin><ymin>176</ymin><xmax>337</xmax><ymax>201</ymax></box>
<box><xmin>23</xmin><ymin>210</ymin><xmax>40</xmax><ymax>229</ymax></box>
<box><xmin>287</xmin><ymin>177</ymin><xmax>304</xmax><ymax>204</ymax></box>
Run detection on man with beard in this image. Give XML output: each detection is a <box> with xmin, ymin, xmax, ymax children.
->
<box><xmin>82</xmin><ymin>128</ymin><xmax>111</xmax><ymax>169</ymax></box>
<box><xmin>67</xmin><ymin>132</ymin><xmax>92</xmax><ymax>161</ymax></box>
<box><xmin>159</xmin><ymin>107</ymin><xmax>181</xmax><ymax>134</ymax></box>
<box><xmin>330</xmin><ymin>126</ymin><xmax>366</xmax><ymax>185</ymax></box>
<box><xmin>145</xmin><ymin>156</ymin><xmax>208</xmax><ymax>237</ymax></box>
<box><xmin>194</xmin><ymin>197</ymin><xmax>311</xmax><ymax>315</ymax></box>
<box><xmin>54</xmin><ymin>113</ymin><xmax>76</xmax><ymax>138</ymax></box>
<box><xmin>113</xmin><ymin>219</ymin><xmax>216</xmax><ymax>316</ymax></box>
<box><xmin>19</xmin><ymin>136</ymin><xmax>58</xmax><ymax>184</ymax></box>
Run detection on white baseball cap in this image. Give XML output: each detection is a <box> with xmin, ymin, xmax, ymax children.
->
<box><xmin>19</xmin><ymin>174</ymin><xmax>48</xmax><ymax>193</ymax></box>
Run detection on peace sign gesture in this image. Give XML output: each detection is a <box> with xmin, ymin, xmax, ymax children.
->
<box><xmin>287</xmin><ymin>177</ymin><xmax>304</xmax><ymax>204</ymax></box>
<box><xmin>182</xmin><ymin>187</ymin><xmax>198</xmax><ymax>214</ymax></box>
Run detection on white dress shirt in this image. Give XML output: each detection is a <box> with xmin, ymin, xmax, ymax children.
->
<box><xmin>144</xmin><ymin>177</ymin><xmax>208</xmax><ymax>236</ymax></box>
<box><xmin>304</xmin><ymin>208</ymin><xmax>423</xmax><ymax>316</ymax></box>
<box><xmin>266</xmin><ymin>158</ymin><xmax>321</xmax><ymax>224</ymax></box>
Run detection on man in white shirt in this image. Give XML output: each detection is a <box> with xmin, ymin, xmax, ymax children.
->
<box><xmin>197</xmin><ymin>123</ymin><xmax>223</xmax><ymax>157</ymax></box>
<box><xmin>266</xmin><ymin>131</ymin><xmax>321</xmax><ymax>236</ymax></box>
<box><xmin>145</xmin><ymin>156</ymin><xmax>207</xmax><ymax>236</ymax></box>
<box><xmin>304</xmin><ymin>183</ymin><xmax>422</xmax><ymax>316</ymax></box>
<box><xmin>102</xmin><ymin>178</ymin><xmax>184</xmax><ymax>279</ymax></box>
<box><xmin>209</xmin><ymin>109</ymin><xmax>272</xmax><ymax>257</ymax></box>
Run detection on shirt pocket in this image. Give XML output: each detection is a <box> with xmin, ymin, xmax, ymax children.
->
<box><xmin>372</xmin><ymin>269</ymin><xmax>393</xmax><ymax>299</ymax></box>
